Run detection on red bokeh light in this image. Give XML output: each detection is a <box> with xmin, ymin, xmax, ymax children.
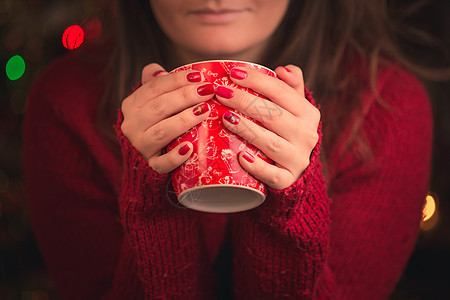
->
<box><xmin>83</xmin><ymin>17</ymin><xmax>102</xmax><ymax>41</ymax></box>
<box><xmin>62</xmin><ymin>25</ymin><xmax>84</xmax><ymax>50</ymax></box>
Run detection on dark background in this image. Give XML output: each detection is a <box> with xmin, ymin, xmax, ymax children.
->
<box><xmin>0</xmin><ymin>0</ymin><xmax>449</xmax><ymax>299</ymax></box>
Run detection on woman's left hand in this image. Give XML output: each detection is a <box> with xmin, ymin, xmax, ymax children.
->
<box><xmin>215</xmin><ymin>65</ymin><xmax>320</xmax><ymax>190</ymax></box>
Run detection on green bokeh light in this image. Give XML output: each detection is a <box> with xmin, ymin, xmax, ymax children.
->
<box><xmin>6</xmin><ymin>55</ymin><xmax>26</xmax><ymax>81</ymax></box>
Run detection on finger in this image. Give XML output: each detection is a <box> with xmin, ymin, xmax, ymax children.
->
<box><xmin>274</xmin><ymin>65</ymin><xmax>305</xmax><ymax>97</ymax></box>
<box><xmin>141</xmin><ymin>63</ymin><xmax>168</xmax><ymax>84</ymax></box>
<box><xmin>137</xmin><ymin>102</ymin><xmax>211</xmax><ymax>159</ymax></box>
<box><xmin>216</xmin><ymin>86</ymin><xmax>300</xmax><ymax>141</ymax></box>
<box><xmin>148</xmin><ymin>142</ymin><xmax>193</xmax><ymax>174</ymax></box>
<box><xmin>238</xmin><ymin>150</ymin><xmax>295</xmax><ymax>190</ymax></box>
<box><xmin>222</xmin><ymin>110</ymin><xmax>298</xmax><ymax>169</ymax></box>
<box><xmin>228</xmin><ymin>67</ymin><xmax>308</xmax><ymax>116</ymax></box>
<box><xmin>131</xmin><ymin>69</ymin><xmax>205</xmax><ymax>108</ymax></box>
<box><xmin>137</xmin><ymin>83</ymin><xmax>215</xmax><ymax>130</ymax></box>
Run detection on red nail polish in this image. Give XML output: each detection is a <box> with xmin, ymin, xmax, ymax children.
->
<box><xmin>197</xmin><ymin>83</ymin><xmax>214</xmax><ymax>96</ymax></box>
<box><xmin>230</xmin><ymin>69</ymin><xmax>248</xmax><ymax>80</ymax></box>
<box><xmin>193</xmin><ymin>103</ymin><xmax>209</xmax><ymax>116</ymax></box>
<box><xmin>178</xmin><ymin>144</ymin><xmax>190</xmax><ymax>155</ymax></box>
<box><xmin>224</xmin><ymin>111</ymin><xmax>240</xmax><ymax>125</ymax></box>
<box><xmin>152</xmin><ymin>70</ymin><xmax>165</xmax><ymax>77</ymax></box>
<box><xmin>243</xmin><ymin>151</ymin><xmax>255</xmax><ymax>163</ymax></box>
<box><xmin>216</xmin><ymin>86</ymin><xmax>234</xmax><ymax>99</ymax></box>
<box><xmin>187</xmin><ymin>71</ymin><xmax>202</xmax><ymax>82</ymax></box>
<box><xmin>283</xmin><ymin>66</ymin><xmax>291</xmax><ymax>72</ymax></box>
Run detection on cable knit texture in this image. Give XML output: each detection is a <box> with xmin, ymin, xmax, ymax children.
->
<box><xmin>23</xmin><ymin>50</ymin><xmax>432</xmax><ymax>299</ymax></box>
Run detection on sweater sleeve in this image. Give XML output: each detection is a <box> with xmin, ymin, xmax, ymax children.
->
<box><xmin>230</xmin><ymin>67</ymin><xmax>432</xmax><ymax>299</ymax></box>
<box><xmin>114</xmin><ymin>111</ymin><xmax>216</xmax><ymax>299</ymax></box>
<box><xmin>23</xmin><ymin>59</ymin><xmax>214</xmax><ymax>299</ymax></box>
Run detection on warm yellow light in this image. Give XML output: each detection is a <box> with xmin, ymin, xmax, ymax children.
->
<box><xmin>422</xmin><ymin>194</ymin><xmax>436</xmax><ymax>222</ymax></box>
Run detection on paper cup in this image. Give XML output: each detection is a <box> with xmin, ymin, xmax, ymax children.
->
<box><xmin>167</xmin><ymin>60</ymin><xmax>276</xmax><ymax>213</ymax></box>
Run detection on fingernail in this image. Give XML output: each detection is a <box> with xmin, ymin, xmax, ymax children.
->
<box><xmin>197</xmin><ymin>83</ymin><xmax>214</xmax><ymax>96</ymax></box>
<box><xmin>224</xmin><ymin>111</ymin><xmax>240</xmax><ymax>125</ymax></box>
<box><xmin>242</xmin><ymin>151</ymin><xmax>255</xmax><ymax>163</ymax></box>
<box><xmin>193</xmin><ymin>103</ymin><xmax>209</xmax><ymax>116</ymax></box>
<box><xmin>152</xmin><ymin>70</ymin><xmax>165</xmax><ymax>77</ymax></box>
<box><xmin>230</xmin><ymin>69</ymin><xmax>248</xmax><ymax>80</ymax></box>
<box><xmin>187</xmin><ymin>71</ymin><xmax>202</xmax><ymax>82</ymax></box>
<box><xmin>283</xmin><ymin>66</ymin><xmax>291</xmax><ymax>72</ymax></box>
<box><xmin>216</xmin><ymin>86</ymin><xmax>234</xmax><ymax>99</ymax></box>
<box><xmin>178</xmin><ymin>144</ymin><xmax>190</xmax><ymax>155</ymax></box>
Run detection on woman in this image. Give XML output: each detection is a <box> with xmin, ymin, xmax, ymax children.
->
<box><xmin>23</xmin><ymin>0</ymin><xmax>433</xmax><ymax>299</ymax></box>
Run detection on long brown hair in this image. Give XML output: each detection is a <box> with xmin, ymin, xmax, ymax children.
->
<box><xmin>99</xmin><ymin>0</ymin><xmax>447</xmax><ymax>172</ymax></box>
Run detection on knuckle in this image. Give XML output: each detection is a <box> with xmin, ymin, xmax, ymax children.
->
<box><xmin>181</xmin><ymin>85</ymin><xmax>194</xmax><ymax>102</ymax></box>
<box><xmin>312</xmin><ymin>107</ymin><xmax>321</xmax><ymax>122</ymax></box>
<box><xmin>132</xmin><ymin>135</ymin><xmax>146</xmax><ymax>153</ymax></box>
<box><xmin>149</xmin><ymin>98</ymin><xmax>165</xmax><ymax>117</ymax></box>
<box><xmin>120</xmin><ymin>120</ymin><xmax>130</xmax><ymax>136</ymax></box>
<box><xmin>297</xmin><ymin>155</ymin><xmax>311</xmax><ymax>171</ymax></box>
<box><xmin>234</xmin><ymin>90</ymin><xmax>250</xmax><ymax>109</ymax></box>
<box><xmin>121</xmin><ymin>95</ymin><xmax>133</xmax><ymax>113</ymax></box>
<box><xmin>267</xmin><ymin>136</ymin><xmax>283</xmax><ymax>154</ymax></box>
<box><xmin>142</xmin><ymin>80</ymin><xmax>160</xmax><ymax>96</ymax></box>
<box><xmin>308</xmin><ymin>131</ymin><xmax>320</xmax><ymax>147</ymax></box>
<box><xmin>177</xmin><ymin>111</ymin><xmax>191</xmax><ymax>128</ymax></box>
<box><xmin>150</xmin><ymin>124</ymin><xmax>166</xmax><ymax>143</ymax></box>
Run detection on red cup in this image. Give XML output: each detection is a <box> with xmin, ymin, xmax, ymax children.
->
<box><xmin>167</xmin><ymin>60</ymin><xmax>276</xmax><ymax>213</ymax></box>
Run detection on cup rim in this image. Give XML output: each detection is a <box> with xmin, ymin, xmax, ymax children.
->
<box><xmin>170</xmin><ymin>59</ymin><xmax>275</xmax><ymax>74</ymax></box>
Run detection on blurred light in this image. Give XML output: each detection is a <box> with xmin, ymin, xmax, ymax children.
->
<box><xmin>422</xmin><ymin>194</ymin><xmax>436</xmax><ymax>221</ymax></box>
<box><xmin>420</xmin><ymin>193</ymin><xmax>439</xmax><ymax>231</ymax></box>
<box><xmin>62</xmin><ymin>25</ymin><xmax>84</xmax><ymax>50</ymax></box>
<box><xmin>83</xmin><ymin>17</ymin><xmax>102</xmax><ymax>41</ymax></box>
<box><xmin>6</xmin><ymin>55</ymin><xmax>25</xmax><ymax>80</ymax></box>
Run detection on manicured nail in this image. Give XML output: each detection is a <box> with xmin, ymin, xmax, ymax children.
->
<box><xmin>193</xmin><ymin>103</ymin><xmax>209</xmax><ymax>116</ymax></box>
<box><xmin>178</xmin><ymin>144</ymin><xmax>190</xmax><ymax>155</ymax></box>
<box><xmin>197</xmin><ymin>83</ymin><xmax>214</xmax><ymax>96</ymax></box>
<box><xmin>230</xmin><ymin>69</ymin><xmax>248</xmax><ymax>80</ymax></box>
<box><xmin>283</xmin><ymin>66</ymin><xmax>291</xmax><ymax>72</ymax></box>
<box><xmin>224</xmin><ymin>111</ymin><xmax>240</xmax><ymax>125</ymax></box>
<box><xmin>187</xmin><ymin>71</ymin><xmax>202</xmax><ymax>82</ymax></box>
<box><xmin>216</xmin><ymin>86</ymin><xmax>234</xmax><ymax>99</ymax></box>
<box><xmin>152</xmin><ymin>70</ymin><xmax>165</xmax><ymax>77</ymax></box>
<box><xmin>242</xmin><ymin>151</ymin><xmax>255</xmax><ymax>163</ymax></box>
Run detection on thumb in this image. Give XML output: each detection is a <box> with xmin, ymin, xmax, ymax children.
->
<box><xmin>275</xmin><ymin>65</ymin><xmax>305</xmax><ymax>97</ymax></box>
<box><xmin>141</xmin><ymin>63</ymin><xmax>168</xmax><ymax>84</ymax></box>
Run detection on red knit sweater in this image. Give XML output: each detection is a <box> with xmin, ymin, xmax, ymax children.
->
<box><xmin>23</xmin><ymin>50</ymin><xmax>432</xmax><ymax>299</ymax></box>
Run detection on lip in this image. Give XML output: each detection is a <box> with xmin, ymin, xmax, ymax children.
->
<box><xmin>189</xmin><ymin>8</ymin><xmax>248</xmax><ymax>24</ymax></box>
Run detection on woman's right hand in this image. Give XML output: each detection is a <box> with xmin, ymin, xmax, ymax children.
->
<box><xmin>120</xmin><ymin>63</ymin><xmax>214</xmax><ymax>174</ymax></box>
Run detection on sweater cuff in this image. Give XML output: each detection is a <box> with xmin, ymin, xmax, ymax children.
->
<box><xmin>246</xmin><ymin>89</ymin><xmax>324</xmax><ymax>230</ymax></box>
<box><xmin>114</xmin><ymin>109</ymin><xmax>170</xmax><ymax>212</ymax></box>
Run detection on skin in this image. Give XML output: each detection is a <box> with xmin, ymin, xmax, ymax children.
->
<box><xmin>149</xmin><ymin>0</ymin><xmax>290</xmax><ymax>62</ymax></box>
<box><xmin>121</xmin><ymin>0</ymin><xmax>320</xmax><ymax>190</ymax></box>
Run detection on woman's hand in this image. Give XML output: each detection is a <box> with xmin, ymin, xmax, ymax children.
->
<box><xmin>120</xmin><ymin>63</ymin><xmax>215</xmax><ymax>174</ymax></box>
<box><xmin>215</xmin><ymin>65</ymin><xmax>320</xmax><ymax>190</ymax></box>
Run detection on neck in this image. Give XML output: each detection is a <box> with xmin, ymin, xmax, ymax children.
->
<box><xmin>168</xmin><ymin>42</ymin><xmax>269</xmax><ymax>69</ymax></box>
